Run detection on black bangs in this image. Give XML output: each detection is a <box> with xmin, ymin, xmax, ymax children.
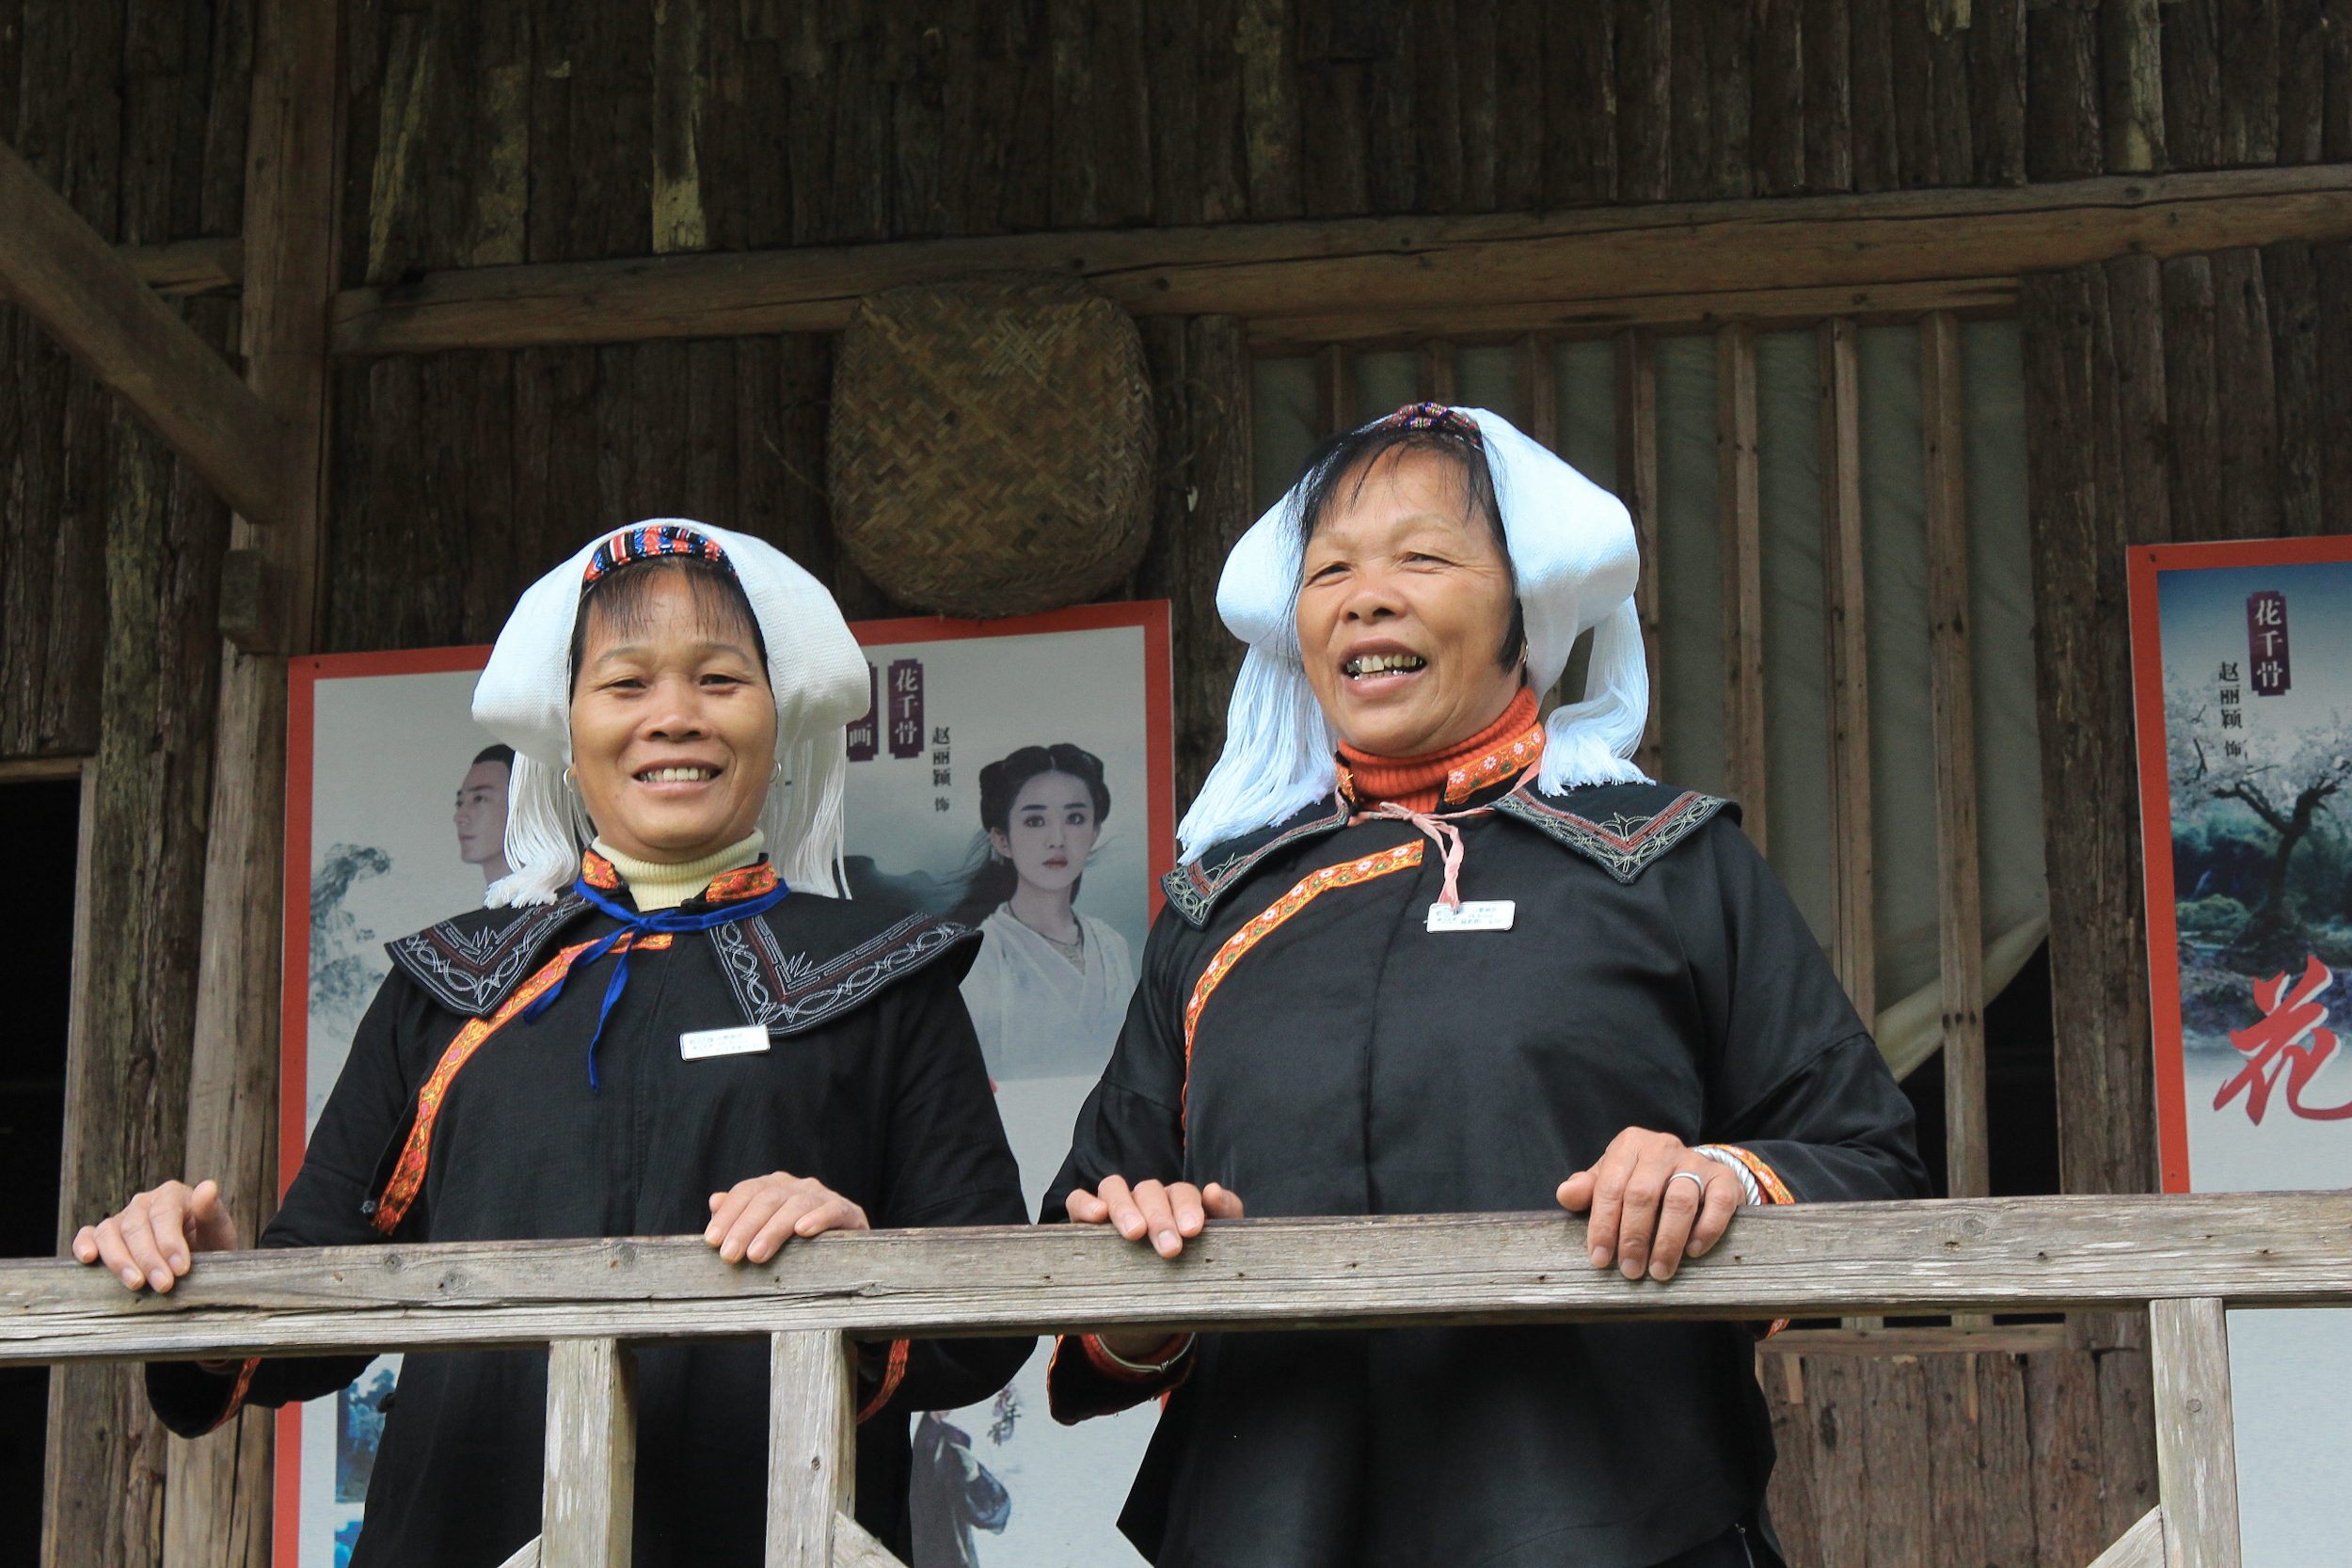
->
<box><xmin>567</xmin><ymin>555</ymin><xmax>770</xmax><ymax>691</ymax></box>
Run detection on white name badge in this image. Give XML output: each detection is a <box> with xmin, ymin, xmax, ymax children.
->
<box><xmin>1425</xmin><ymin>899</ymin><xmax>1516</xmax><ymax>933</ymax></box>
<box><xmin>679</xmin><ymin>1025</ymin><xmax>771</xmax><ymax>1061</ymax></box>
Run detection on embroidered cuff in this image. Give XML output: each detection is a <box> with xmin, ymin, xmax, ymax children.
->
<box><xmin>853</xmin><ymin>1339</ymin><xmax>910</xmax><ymax>1423</ymax></box>
<box><xmin>1693</xmin><ymin>1144</ymin><xmax>1794</xmax><ymax>1207</ymax></box>
<box><xmin>199</xmin><ymin>1357</ymin><xmax>261</xmax><ymax>1435</ymax></box>
<box><xmin>1081</xmin><ymin>1333</ymin><xmax>1193</xmax><ymax>1383</ymax></box>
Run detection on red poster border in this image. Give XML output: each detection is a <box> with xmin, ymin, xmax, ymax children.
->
<box><xmin>2127</xmin><ymin>534</ymin><xmax>2352</xmax><ymax>1196</ymax></box>
<box><xmin>273</xmin><ymin>604</ymin><xmax>1172</xmax><ymax>1565</ymax></box>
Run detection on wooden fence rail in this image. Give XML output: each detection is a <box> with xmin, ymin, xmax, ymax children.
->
<box><xmin>8</xmin><ymin>1194</ymin><xmax>2329</xmax><ymax>1568</ymax></box>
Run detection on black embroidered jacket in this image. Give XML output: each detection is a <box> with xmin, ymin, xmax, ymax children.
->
<box><xmin>147</xmin><ymin>879</ymin><xmax>1030</xmax><ymax>1568</ymax></box>
<box><xmin>1045</xmin><ymin>776</ymin><xmax>1928</xmax><ymax>1568</ymax></box>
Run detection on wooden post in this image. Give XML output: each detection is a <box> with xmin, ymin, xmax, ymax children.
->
<box><xmin>2149</xmin><ymin>1298</ymin><xmax>2242</xmax><ymax>1568</ymax></box>
<box><xmin>543</xmin><ymin>1339</ymin><xmax>638</xmax><ymax>1568</ymax></box>
<box><xmin>1717</xmin><ymin>323</ymin><xmax>1766</xmax><ymax>852</ymax></box>
<box><xmin>1313</xmin><ymin>342</ymin><xmax>1357</xmax><ymax>436</ymax></box>
<box><xmin>1516</xmin><ymin>334</ymin><xmax>1557</xmax><ymax>451</ymax></box>
<box><xmin>1417</xmin><ymin>339</ymin><xmax>1457</xmax><ymax>403</ymax></box>
<box><xmin>1615</xmin><ymin>328</ymin><xmax>1663</xmax><ymax>780</ymax></box>
<box><xmin>165</xmin><ymin>1</ymin><xmax>343</xmax><ymax>1563</ymax></box>
<box><xmin>1922</xmin><ymin>311</ymin><xmax>1989</xmax><ymax>1203</ymax></box>
<box><xmin>766</xmin><ymin>1331</ymin><xmax>854</xmax><ymax>1568</ymax></box>
<box><xmin>1820</xmin><ymin>316</ymin><xmax>1872</xmax><ymax>1023</ymax></box>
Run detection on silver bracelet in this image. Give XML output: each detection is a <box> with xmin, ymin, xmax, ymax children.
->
<box><xmin>1094</xmin><ymin>1333</ymin><xmax>1193</xmax><ymax>1374</ymax></box>
<box><xmin>1692</xmin><ymin>1147</ymin><xmax>1764</xmax><ymax>1207</ymax></box>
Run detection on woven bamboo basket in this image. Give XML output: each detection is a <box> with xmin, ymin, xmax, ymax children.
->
<box><xmin>828</xmin><ymin>276</ymin><xmax>1155</xmax><ymax>618</ymax></box>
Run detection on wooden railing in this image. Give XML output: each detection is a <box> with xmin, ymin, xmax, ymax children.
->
<box><xmin>8</xmin><ymin>1193</ymin><xmax>2344</xmax><ymax>1568</ymax></box>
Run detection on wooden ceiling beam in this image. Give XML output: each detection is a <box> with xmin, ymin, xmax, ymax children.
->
<box><xmin>0</xmin><ymin>140</ymin><xmax>290</xmax><ymax>527</ymax></box>
<box><xmin>329</xmin><ymin>166</ymin><xmax>2352</xmax><ymax>356</ymax></box>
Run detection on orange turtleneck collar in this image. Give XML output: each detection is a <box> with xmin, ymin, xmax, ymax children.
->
<box><xmin>1337</xmin><ymin>687</ymin><xmax>1545</xmax><ymax>813</ymax></box>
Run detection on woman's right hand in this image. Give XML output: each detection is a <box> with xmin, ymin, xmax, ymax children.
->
<box><xmin>71</xmin><ymin>1179</ymin><xmax>241</xmax><ymax>1294</ymax></box>
<box><xmin>1065</xmin><ymin>1175</ymin><xmax>1243</xmax><ymax>1259</ymax></box>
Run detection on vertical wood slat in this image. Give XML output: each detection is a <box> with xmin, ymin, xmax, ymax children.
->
<box><xmin>1615</xmin><ymin>328</ymin><xmax>1663</xmax><ymax>781</ymax></box>
<box><xmin>2102</xmin><ymin>0</ymin><xmax>2167</xmax><ymax>172</ymax></box>
<box><xmin>1515</xmin><ymin>334</ymin><xmax>1555</xmax><ymax>451</ymax></box>
<box><xmin>542</xmin><ymin>1338</ymin><xmax>637</xmax><ymax>1568</ymax></box>
<box><xmin>1416</xmin><ymin>338</ymin><xmax>1456</xmax><ymax>403</ymax></box>
<box><xmin>1717</xmin><ymin>324</ymin><xmax>1765</xmax><ymax>852</ymax></box>
<box><xmin>1922</xmin><ymin>312</ymin><xmax>1988</xmax><ymax>1202</ymax></box>
<box><xmin>1820</xmin><ymin>317</ymin><xmax>1869</xmax><ymax>1017</ymax></box>
<box><xmin>2150</xmin><ymin>1298</ymin><xmax>2243</xmax><ymax>1568</ymax></box>
<box><xmin>767</xmin><ymin>1330</ymin><xmax>855</xmax><ymax>1568</ymax></box>
<box><xmin>1313</xmin><ymin>341</ymin><xmax>1355</xmax><ymax>436</ymax></box>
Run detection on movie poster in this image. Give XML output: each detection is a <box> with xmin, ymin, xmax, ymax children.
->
<box><xmin>279</xmin><ymin>603</ymin><xmax>1173</xmax><ymax>1568</ymax></box>
<box><xmin>2129</xmin><ymin>537</ymin><xmax>2352</xmax><ymax>1565</ymax></box>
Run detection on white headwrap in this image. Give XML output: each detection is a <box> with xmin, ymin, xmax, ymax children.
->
<box><xmin>1177</xmin><ymin>406</ymin><xmax>1648</xmax><ymax>862</ymax></box>
<box><xmin>471</xmin><ymin>520</ymin><xmax>870</xmax><ymax>906</ymax></box>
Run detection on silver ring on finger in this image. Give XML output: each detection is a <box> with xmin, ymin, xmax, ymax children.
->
<box><xmin>1666</xmin><ymin>1169</ymin><xmax>1708</xmax><ymax>1204</ymax></box>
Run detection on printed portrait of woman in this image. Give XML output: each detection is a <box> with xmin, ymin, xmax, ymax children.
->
<box><xmin>950</xmin><ymin>743</ymin><xmax>1138</xmax><ymax>1083</ymax></box>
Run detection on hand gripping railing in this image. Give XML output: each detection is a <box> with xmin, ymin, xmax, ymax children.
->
<box><xmin>7</xmin><ymin>1192</ymin><xmax>2347</xmax><ymax>1568</ymax></box>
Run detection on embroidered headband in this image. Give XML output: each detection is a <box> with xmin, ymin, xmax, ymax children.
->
<box><xmin>581</xmin><ymin>522</ymin><xmax>732</xmax><ymax>585</ymax></box>
<box><xmin>1375</xmin><ymin>402</ymin><xmax>1486</xmax><ymax>443</ymax></box>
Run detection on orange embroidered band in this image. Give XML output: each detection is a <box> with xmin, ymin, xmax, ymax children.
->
<box><xmin>855</xmin><ymin>1339</ymin><xmax>911</xmax><ymax>1422</ymax></box>
<box><xmin>1443</xmin><ymin>716</ymin><xmax>1547</xmax><ymax>805</ymax></box>
<box><xmin>1182</xmin><ymin>841</ymin><xmax>1424</xmax><ymax>1118</ymax></box>
<box><xmin>367</xmin><ymin>932</ymin><xmax>674</xmax><ymax>1236</ymax></box>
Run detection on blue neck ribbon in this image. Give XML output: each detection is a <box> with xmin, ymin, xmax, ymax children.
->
<box><xmin>522</xmin><ymin>876</ymin><xmax>790</xmax><ymax>1089</ymax></box>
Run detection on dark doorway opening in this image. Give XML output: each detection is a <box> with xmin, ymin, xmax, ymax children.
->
<box><xmin>0</xmin><ymin>776</ymin><xmax>80</xmax><ymax>1559</ymax></box>
<box><xmin>1898</xmin><ymin>941</ymin><xmax>2064</xmax><ymax>1198</ymax></box>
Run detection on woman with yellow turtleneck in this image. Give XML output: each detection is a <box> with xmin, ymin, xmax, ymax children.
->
<box><xmin>73</xmin><ymin>522</ymin><xmax>1029</xmax><ymax>1566</ymax></box>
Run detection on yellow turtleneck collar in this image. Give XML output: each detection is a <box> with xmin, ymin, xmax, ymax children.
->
<box><xmin>591</xmin><ymin>831</ymin><xmax>766</xmax><ymax>911</ymax></box>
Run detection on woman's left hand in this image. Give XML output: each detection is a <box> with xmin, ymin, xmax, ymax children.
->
<box><xmin>704</xmin><ymin>1172</ymin><xmax>868</xmax><ymax>1263</ymax></box>
<box><xmin>1556</xmin><ymin>1127</ymin><xmax>1741</xmax><ymax>1283</ymax></box>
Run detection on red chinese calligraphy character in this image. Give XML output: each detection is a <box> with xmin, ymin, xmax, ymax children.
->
<box><xmin>2215</xmin><ymin>956</ymin><xmax>2352</xmax><ymax>1123</ymax></box>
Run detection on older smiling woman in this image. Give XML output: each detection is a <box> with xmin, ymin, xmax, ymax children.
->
<box><xmin>1044</xmin><ymin>407</ymin><xmax>1927</xmax><ymax>1568</ymax></box>
<box><xmin>72</xmin><ymin>522</ymin><xmax>1029</xmax><ymax>1566</ymax></box>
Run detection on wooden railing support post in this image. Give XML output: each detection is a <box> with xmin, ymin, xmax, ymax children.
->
<box><xmin>543</xmin><ymin>1338</ymin><xmax>638</xmax><ymax>1568</ymax></box>
<box><xmin>2149</xmin><ymin>1298</ymin><xmax>2241</xmax><ymax>1568</ymax></box>
<box><xmin>767</xmin><ymin>1331</ymin><xmax>855</xmax><ymax>1568</ymax></box>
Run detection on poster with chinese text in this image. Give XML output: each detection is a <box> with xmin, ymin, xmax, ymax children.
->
<box><xmin>278</xmin><ymin>602</ymin><xmax>1173</xmax><ymax>1568</ymax></box>
<box><xmin>2129</xmin><ymin>536</ymin><xmax>2352</xmax><ymax>1564</ymax></box>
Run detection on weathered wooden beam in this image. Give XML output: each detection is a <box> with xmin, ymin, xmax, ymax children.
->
<box><xmin>1252</xmin><ymin>277</ymin><xmax>2023</xmax><ymax>351</ymax></box>
<box><xmin>328</xmin><ymin>167</ymin><xmax>2352</xmax><ymax>356</ymax></box>
<box><xmin>0</xmin><ymin>139</ymin><xmax>290</xmax><ymax>528</ymax></box>
<box><xmin>5</xmin><ymin>1196</ymin><xmax>2351</xmax><ymax>1366</ymax></box>
<box><xmin>767</xmin><ymin>1332</ymin><xmax>852</xmax><ymax>1568</ymax></box>
<box><xmin>2150</xmin><ymin>1298</ymin><xmax>2242</xmax><ymax>1568</ymax></box>
<box><xmin>1516</xmin><ymin>335</ymin><xmax>1557</xmax><ymax>451</ymax></box>
<box><xmin>1313</xmin><ymin>342</ymin><xmax>1356</xmax><ymax>436</ymax></box>
<box><xmin>1820</xmin><ymin>316</ymin><xmax>1873</xmax><ymax>1023</ymax></box>
<box><xmin>2086</xmin><ymin>1508</ymin><xmax>2167</xmax><ymax>1568</ymax></box>
<box><xmin>1718</xmin><ymin>324</ymin><xmax>1767</xmax><ymax>852</ymax></box>
<box><xmin>0</xmin><ymin>241</ymin><xmax>243</xmax><ymax>303</ymax></box>
<box><xmin>1922</xmin><ymin>310</ymin><xmax>1990</xmax><ymax>1203</ymax></box>
<box><xmin>1754</xmin><ymin>1322</ymin><xmax>2069</xmax><ymax>1356</ymax></box>
<box><xmin>165</xmin><ymin>1</ymin><xmax>344</xmax><ymax>1562</ymax></box>
<box><xmin>0</xmin><ymin>756</ymin><xmax>86</xmax><ymax>783</ymax></box>
<box><xmin>543</xmin><ymin>1338</ymin><xmax>636</xmax><ymax>1568</ymax></box>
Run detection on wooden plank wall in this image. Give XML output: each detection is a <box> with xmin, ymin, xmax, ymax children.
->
<box><xmin>1762</xmin><ymin>1340</ymin><xmax>2160</xmax><ymax>1568</ymax></box>
<box><xmin>330</xmin><ymin>0</ymin><xmax>2352</xmax><ymax>283</ymax></box>
<box><xmin>0</xmin><ymin>0</ymin><xmax>250</xmax><ymax>763</ymax></box>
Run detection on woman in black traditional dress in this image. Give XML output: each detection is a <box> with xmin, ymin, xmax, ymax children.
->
<box><xmin>1045</xmin><ymin>408</ymin><xmax>1928</xmax><ymax>1568</ymax></box>
<box><xmin>74</xmin><ymin>520</ymin><xmax>1030</xmax><ymax>1565</ymax></box>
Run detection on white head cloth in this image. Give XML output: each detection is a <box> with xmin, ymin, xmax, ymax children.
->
<box><xmin>1177</xmin><ymin>406</ymin><xmax>1647</xmax><ymax>862</ymax></box>
<box><xmin>471</xmin><ymin>520</ymin><xmax>870</xmax><ymax>906</ymax></box>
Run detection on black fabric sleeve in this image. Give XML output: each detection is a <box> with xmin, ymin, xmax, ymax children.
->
<box><xmin>144</xmin><ymin>973</ymin><xmax>432</xmax><ymax>1436</ymax></box>
<box><xmin>1676</xmin><ymin>817</ymin><xmax>1930</xmax><ymax>1204</ymax></box>
<box><xmin>1041</xmin><ymin>910</ymin><xmax>1197</xmax><ymax>1422</ymax></box>
<box><xmin>857</xmin><ymin>967</ymin><xmax>1035</xmax><ymax>1419</ymax></box>
<box><xmin>1040</xmin><ymin>909</ymin><xmax>1194</xmax><ymax>1225</ymax></box>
